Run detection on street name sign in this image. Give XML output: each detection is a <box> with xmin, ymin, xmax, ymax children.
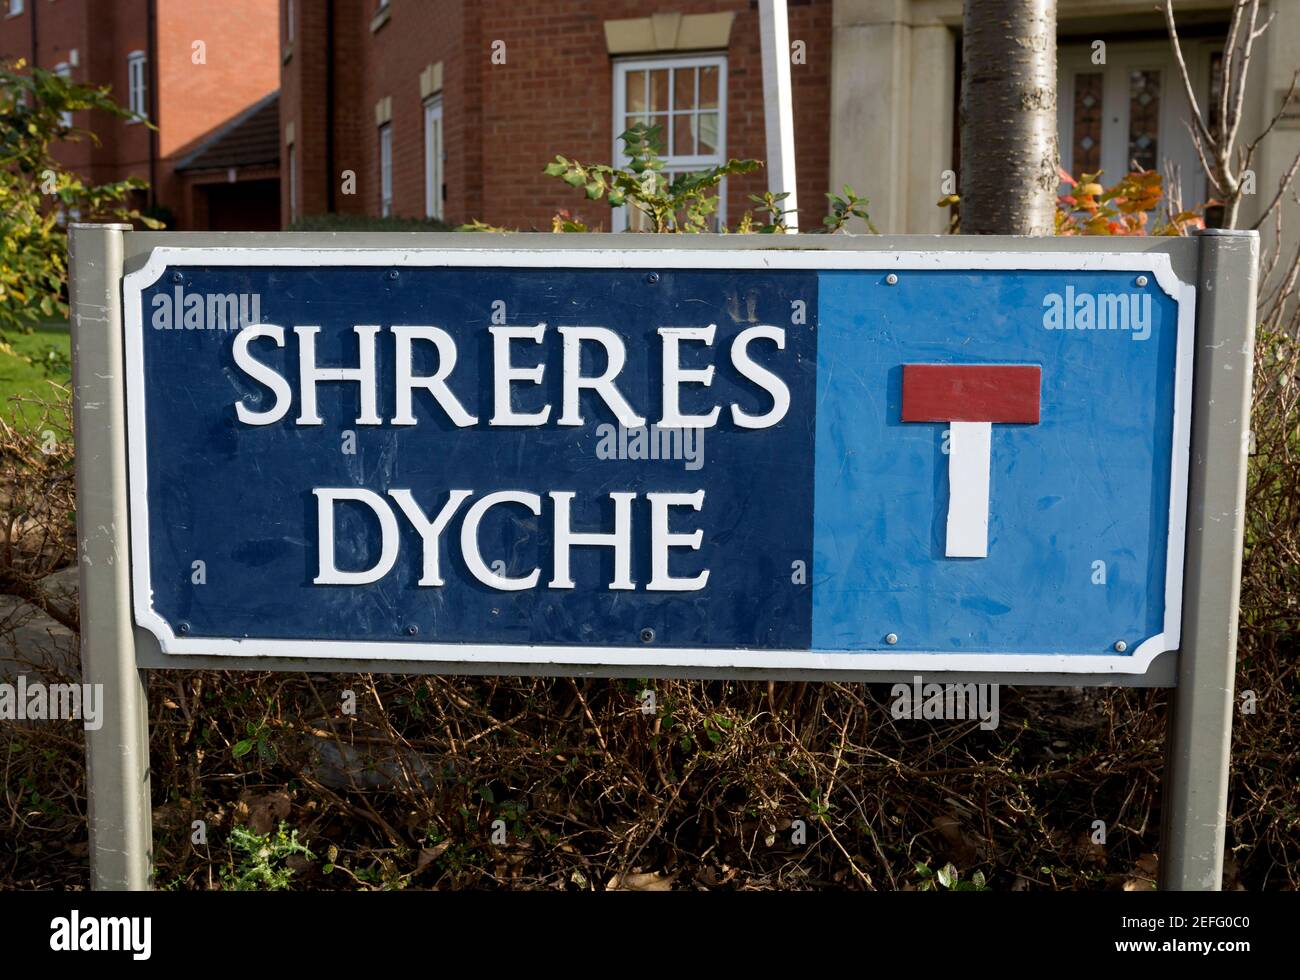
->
<box><xmin>70</xmin><ymin>229</ymin><xmax>1256</xmax><ymax>892</ymax></box>
<box><xmin>120</xmin><ymin>246</ymin><xmax>1194</xmax><ymax>675</ymax></box>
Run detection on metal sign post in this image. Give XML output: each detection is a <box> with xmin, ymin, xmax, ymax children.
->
<box><xmin>1159</xmin><ymin>229</ymin><xmax>1257</xmax><ymax>891</ymax></box>
<box><xmin>68</xmin><ymin>228</ymin><xmax>1255</xmax><ymax>890</ymax></box>
<box><xmin>70</xmin><ymin>223</ymin><xmax>153</xmax><ymax>890</ymax></box>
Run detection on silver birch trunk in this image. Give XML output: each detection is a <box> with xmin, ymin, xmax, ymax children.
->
<box><xmin>960</xmin><ymin>0</ymin><xmax>1059</xmax><ymax>235</ymax></box>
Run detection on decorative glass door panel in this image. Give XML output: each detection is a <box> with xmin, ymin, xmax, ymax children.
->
<box><xmin>1058</xmin><ymin>40</ymin><xmax>1220</xmax><ymax>207</ymax></box>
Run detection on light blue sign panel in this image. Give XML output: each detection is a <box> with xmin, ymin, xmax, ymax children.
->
<box><xmin>123</xmin><ymin>248</ymin><xmax>1193</xmax><ymax>675</ymax></box>
<box><xmin>814</xmin><ymin>270</ymin><xmax>1177</xmax><ymax>655</ymax></box>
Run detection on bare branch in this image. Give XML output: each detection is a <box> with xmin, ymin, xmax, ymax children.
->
<box><xmin>1181</xmin><ymin>117</ymin><xmax>1225</xmax><ymax>196</ymax></box>
<box><xmin>1163</xmin><ymin>158</ymin><xmax>1185</xmax><ymax>223</ymax></box>
<box><xmin>1251</xmin><ymin>151</ymin><xmax>1300</xmax><ymax>231</ymax></box>
<box><xmin>1225</xmin><ymin>1</ymin><xmax>1263</xmax><ymax>158</ymax></box>
<box><xmin>1247</xmin><ymin>6</ymin><xmax>1276</xmax><ymax>44</ymax></box>
<box><xmin>1244</xmin><ymin>70</ymin><xmax>1300</xmax><ymax>158</ymax></box>
<box><xmin>1163</xmin><ymin>0</ymin><xmax>1217</xmax><ymax>152</ymax></box>
<box><xmin>1258</xmin><ymin>206</ymin><xmax>1283</xmax><ymax>285</ymax></box>
<box><xmin>1258</xmin><ymin>230</ymin><xmax>1300</xmax><ymax>315</ymax></box>
<box><xmin>1218</xmin><ymin>0</ymin><xmax>1245</xmax><ymax>140</ymax></box>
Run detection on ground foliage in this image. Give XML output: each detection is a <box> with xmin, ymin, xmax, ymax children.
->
<box><xmin>0</xmin><ymin>279</ymin><xmax>1294</xmax><ymax>888</ymax></box>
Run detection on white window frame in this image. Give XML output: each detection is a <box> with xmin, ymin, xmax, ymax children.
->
<box><xmin>424</xmin><ymin>96</ymin><xmax>444</xmax><ymax>220</ymax></box>
<box><xmin>610</xmin><ymin>53</ymin><xmax>728</xmax><ymax>232</ymax></box>
<box><xmin>379</xmin><ymin>122</ymin><xmax>393</xmax><ymax>217</ymax></box>
<box><xmin>54</xmin><ymin>62</ymin><xmax>72</xmax><ymax>127</ymax></box>
<box><xmin>127</xmin><ymin>50</ymin><xmax>147</xmax><ymax>121</ymax></box>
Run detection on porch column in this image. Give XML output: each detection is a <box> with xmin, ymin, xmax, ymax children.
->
<box><xmin>907</xmin><ymin>23</ymin><xmax>957</xmax><ymax>233</ymax></box>
<box><xmin>831</xmin><ymin>0</ymin><xmax>912</xmax><ymax>231</ymax></box>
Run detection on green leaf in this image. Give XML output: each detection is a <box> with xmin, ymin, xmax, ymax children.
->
<box><xmin>231</xmin><ymin>739</ymin><xmax>253</xmax><ymax>759</ymax></box>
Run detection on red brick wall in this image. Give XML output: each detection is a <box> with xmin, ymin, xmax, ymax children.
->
<box><xmin>476</xmin><ymin>0</ymin><xmax>831</xmax><ymax>230</ymax></box>
<box><xmin>343</xmin><ymin>0</ymin><xmax>471</xmax><ymax>221</ymax></box>
<box><xmin>2</xmin><ymin>0</ymin><xmax>278</xmax><ymax>228</ymax></box>
<box><xmin>280</xmin><ymin>0</ymin><xmax>333</xmax><ymax>223</ymax></box>
<box><xmin>157</xmin><ymin>0</ymin><xmax>279</xmax><ymax>158</ymax></box>
<box><xmin>158</xmin><ymin>0</ymin><xmax>279</xmax><ymax>227</ymax></box>
<box><xmin>283</xmin><ymin>0</ymin><xmax>832</xmax><ymax>231</ymax></box>
<box><xmin>94</xmin><ymin>0</ymin><xmax>151</xmax><ymax>190</ymax></box>
<box><xmin>0</xmin><ymin>0</ymin><xmax>150</xmax><ymax>188</ymax></box>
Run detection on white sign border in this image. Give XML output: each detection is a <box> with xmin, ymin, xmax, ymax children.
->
<box><xmin>122</xmin><ymin>247</ymin><xmax>1194</xmax><ymax>675</ymax></box>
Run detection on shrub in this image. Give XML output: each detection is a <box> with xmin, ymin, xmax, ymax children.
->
<box><xmin>288</xmin><ymin>213</ymin><xmax>455</xmax><ymax>233</ymax></box>
<box><xmin>1055</xmin><ymin>167</ymin><xmax>1205</xmax><ymax>236</ymax></box>
<box><xmin>543</xmin><ymin>122</ymin><xmax>760</xmax><ymax>233</ymax></box>
<box><xmin>0</xmin><ymin>60</ymin><xmax>159</xmax><ymax>353</ymax></box>
<box><xmin>540</xmin><ymin>122</ymin><xmax>876</xmax><ymax>234</ymax></box>
<box><xmin>219</xmin><ymin>822</ymin><xmax>314</xmax><ymax>891</ymax></box>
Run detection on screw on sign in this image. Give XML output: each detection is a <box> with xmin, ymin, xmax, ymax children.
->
<box><xmin>901</xmin><ymin>364</ymin><xmax>1041</xmax><ymax>558</ymax></box>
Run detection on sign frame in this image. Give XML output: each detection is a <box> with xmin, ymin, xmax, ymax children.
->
<box><xmin>70</xmin><ymin>228</ymin><xmax>1257</xmax><ymax>892</ymax></box>
<box><xmin>119</xmin><ymin>243</ymin><xmax>1195</xmax><ymax>678</ymax></box>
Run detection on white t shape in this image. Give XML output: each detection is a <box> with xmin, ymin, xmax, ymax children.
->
<box><xmin>946</xmin><ymin>421</ymin><xmax>992</xmax><ymax>558</ymax></box>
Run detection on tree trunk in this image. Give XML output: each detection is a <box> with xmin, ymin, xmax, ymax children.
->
<box><xmin>960</xmin><ymin>0</ymin><xmax>1059</xmax><ymax>235</ymax></box>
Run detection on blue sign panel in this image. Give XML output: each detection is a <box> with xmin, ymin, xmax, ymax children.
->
<box><xmin>123</xmin><ymin>248</ymin><xmax>1192</xmax><ymax>674</ymax></box>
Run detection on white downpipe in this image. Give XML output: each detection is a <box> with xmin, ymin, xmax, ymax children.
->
<box><xmin>758</xmin><ymin>0</ymin><xmax>799</xmax><ymax>231</ymax></box>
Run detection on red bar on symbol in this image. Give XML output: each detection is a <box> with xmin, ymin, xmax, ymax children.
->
<box><xmin>901</xmin><ymin>364</ymin><xmax>1041</xmax><ymax>424</ymax></box>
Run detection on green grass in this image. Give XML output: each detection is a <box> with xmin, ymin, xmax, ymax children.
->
<box><xmin>0</xmin><ymin>321</ymin><xmax>71</xmax><ymax>428</ymax></box>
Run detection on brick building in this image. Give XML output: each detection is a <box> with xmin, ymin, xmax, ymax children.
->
<box><xmin>0</xmin><ymin>0</ymin><xmax>280</xmax><ymax>229</ymax></box>
<box><xmin>280</xmin><ymin>0</ymin><xmax>833</xmax><ymax>231</ymax></box>
<box><xmin>280</xmin><ymin>0</ymin><xmax>1299</xmax><ymax>242</ymax></box>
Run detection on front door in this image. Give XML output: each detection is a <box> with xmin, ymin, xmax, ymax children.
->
<box><xmin>1058</xmin><ymin>39</ymin><xmax>1221</xmax><ymax>208</ymax></box>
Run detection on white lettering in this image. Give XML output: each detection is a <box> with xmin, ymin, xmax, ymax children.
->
<box><xmin>313</xmin><ymin>488</ymin><xmax>399</xmax><ymax>584</ymax></box>
<box><xmin>233</xmin><ymin>324</ymin><xmax>292</xmax><ymax>425</ymax></box>
<box><xmin>730</xmin><ymin>325</ymin><xmax>790</xmax><ymax>428</ymax></box>
<box><xmin>659</xmin><ymin>325</ymin><xmax>721</xmax><ymax>428</ymax></box>
<box><xmin>296</xmin><ymin>325</ymin><xmax>382</xmax><ymax>425</ymax></box>
<box><xmin>489</xmin><ymin>323</ymin><xmax>551</xmax><ymax>426</ymax></box>
<box><xmin>646</xmin><ymin>490</ymin><xmax>709</xmax><ymax>591</ymax></box>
